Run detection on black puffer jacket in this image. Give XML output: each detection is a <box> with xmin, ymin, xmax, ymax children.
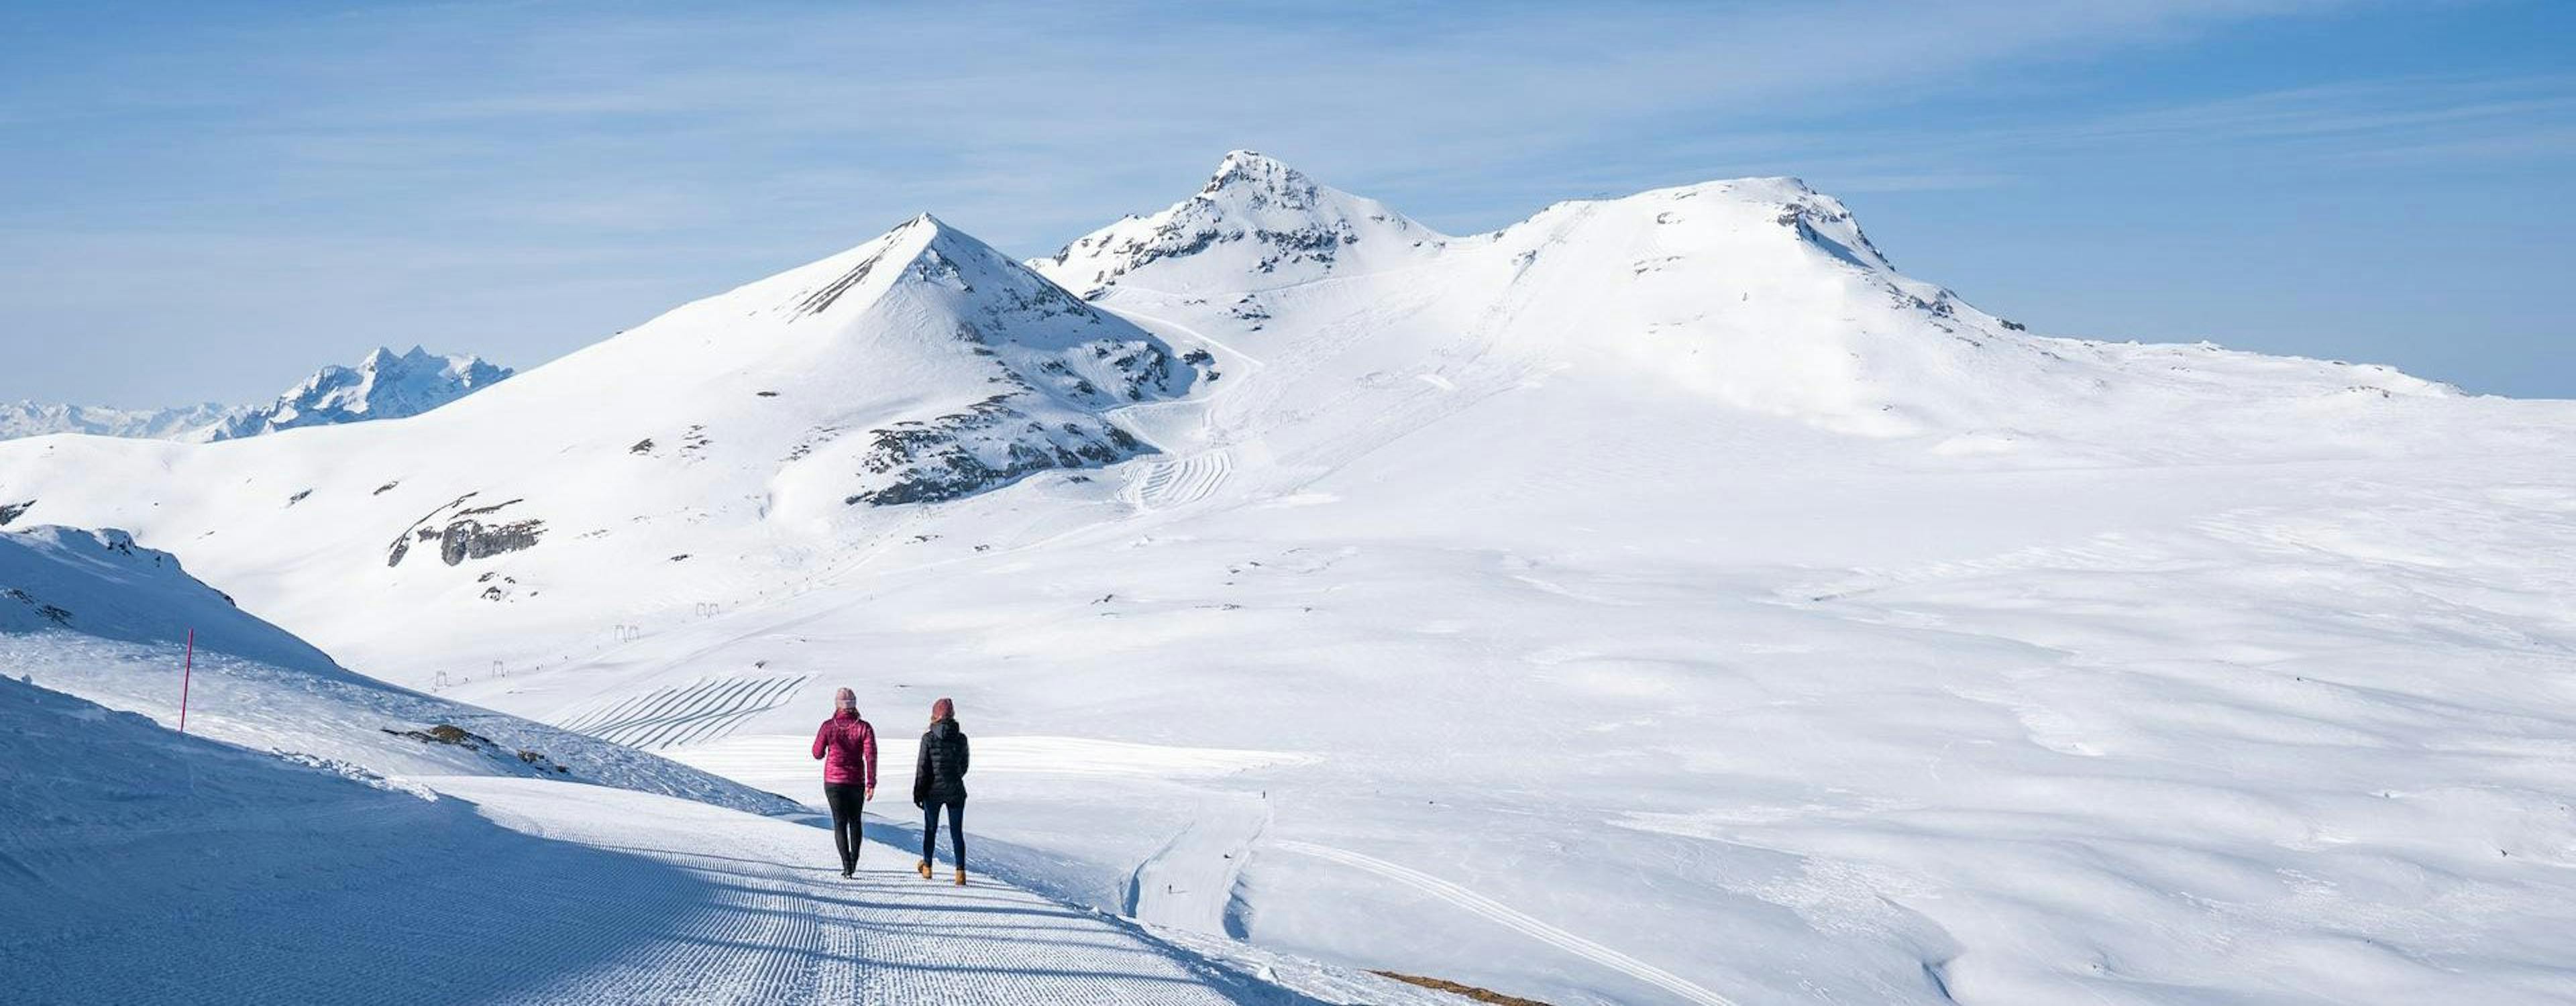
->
<box><xmin>913</xmin><ymin>718</ymin><xmax>969</xmax><ymax>805</ymax></box>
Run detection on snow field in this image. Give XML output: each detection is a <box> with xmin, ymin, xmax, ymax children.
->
<box><xmin>9</xmin><ymin>151</ymin><xmax>2576</xmax><ymax>1004</ymax></box>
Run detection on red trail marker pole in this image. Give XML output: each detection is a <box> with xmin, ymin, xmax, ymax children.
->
<box><xmin>178</xmin><ymin>628</ymin><xmax>195</xmax><ymax>734</ymax></box>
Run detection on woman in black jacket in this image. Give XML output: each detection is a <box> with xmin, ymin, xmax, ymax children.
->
<box><xmin>913</xmin><ymin>697</ymin><xmax>970</xmax><ymax>885</ymax></box>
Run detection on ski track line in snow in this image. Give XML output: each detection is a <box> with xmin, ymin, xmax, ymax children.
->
<box><xmin>1124</xmin><ymin>449</ymin><xmax>1236</xmax><ymax>512</ymax></box>
<box><xmin>557</xmin><ymin>674</ymin><xmax>808</xmax><ymax>750</ymax></box>
<box><xmin>1271</xmin><ymin>841</ymin><xmax>1738</xmax><ymax>1006</ymax></box>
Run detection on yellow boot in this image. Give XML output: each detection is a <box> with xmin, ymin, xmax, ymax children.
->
<box><xmin>916</xmin><ymin>859</ymin><xmax>932</xmax><ymax>880</ymax></box>
<box><xmin>954</xmin><ymin>867</ymin><xmax>968</xmax><ymax>886</ymax></box>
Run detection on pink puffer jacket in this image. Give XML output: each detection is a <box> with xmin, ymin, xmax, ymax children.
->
<box><xmin>812</xmin><ymin>710</ymin><xmax>877</xmax><ymax>787</ymax></box>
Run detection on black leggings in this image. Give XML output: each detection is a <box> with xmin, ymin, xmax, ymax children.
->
<box><xmin>922</xmin><ymin>799</ymin><xmax>964</xmax><ymax>869</ymax></box>
<box><xmin>824</xmin><ymin>783</ymin><xmax>865</xmax><ymax>871</ymax></box>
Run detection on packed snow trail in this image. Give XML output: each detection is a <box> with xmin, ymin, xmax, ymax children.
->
<box><xmin>429</xmin><ymin>778</ymin><xmax>1305</xmax><ymax>1006</ymax></box>
<box><xmin>0</xmin><ymin>673</ymin><xmax>1328</xmax><ymax>1006</ymax></box>
<box><xmin>9</xmin><ymin>775</ymin><xmax>1316</xmax><ymax>1003</ymax></box>
<box><xmin>1274</xmin><ymin>841</ymin><xmax>1740</xmax><ymax>1006</ymax></box>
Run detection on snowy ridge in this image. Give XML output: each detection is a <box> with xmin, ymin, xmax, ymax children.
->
<box><xmin>1055</xmin><ymin>156</ymin><xmax>2463</xmax><ymax>444</ymax></box>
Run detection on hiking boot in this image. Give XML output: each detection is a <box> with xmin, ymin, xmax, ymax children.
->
<box><xmin>916</xmin><ymin>859</ymin><xmax>932</xmax><ymax>879</ymax></box>
<box><xmin>954</xmin><ymin>868</ymin><xmax>968</xmax><ymax>886</ymax></box>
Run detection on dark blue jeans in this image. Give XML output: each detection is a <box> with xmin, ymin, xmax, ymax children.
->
<box><xmin>922</xmin><ymin>798</ymin><xmax>964</xmax><ymax>869</ymax></box>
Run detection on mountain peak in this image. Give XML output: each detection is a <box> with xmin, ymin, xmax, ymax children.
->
<box><xmin>356</xmin><ymin>345</ymin><xmax>431</xmax><ymax>371</ymax></box>
<box><xmin>1199</xmin><ymin>150</ymin><xmax>1319</xmax><ymax>205</ymax></box>
<box><xmin>772</xmin><ymin>212</ymin><xmax>1036</xmax><ymax>321</ymax></box>
<box><xmin>1034</xmin><ymin>152</ymin><xmax>1442</xmax><ymax>296</ymax></box>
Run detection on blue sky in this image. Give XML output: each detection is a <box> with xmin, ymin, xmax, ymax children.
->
<box><xmin>3</xmin><ymin>0</ymin><xmax>2570</xmax><ymax>405</ymax></box>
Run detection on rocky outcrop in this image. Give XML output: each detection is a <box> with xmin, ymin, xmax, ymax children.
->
<box><xmin>845</xmin><ymin>395</ymin><xmax>1148</xmax><ymax>506</ymax></box>
<box><xmin>387</xmin><ymin>493</ymin><xmax>545</xmax><ymax>568</ymax></box>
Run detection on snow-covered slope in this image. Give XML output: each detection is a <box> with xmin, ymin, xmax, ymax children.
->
<box><xmin>1</xmin><ymin>524</ymin><xmax>340</xmax><ymax>671</ymax></box>
<box><xmin>4</xmin><ymin>154</ymin><xmax>2575</xmax><ymax>1005</ymax></box>
<box><xmin>1</xmin><ymin>346</ymin><xmax>511</xmax><ymax>443</ymax></box>
<box><xmin>0</xmin><ymin>522</ymin><xmax>794</xmax><ymax>812</ymax></box>
<box><xmin>207</xmin><ymin>345</ymin><xmax>513</xmax><ymax>440</ymax></box>
<box><xmin>0</xmin><ymin>638</ymin><xmax>1448</xmax><ymax>1005</ymax></box>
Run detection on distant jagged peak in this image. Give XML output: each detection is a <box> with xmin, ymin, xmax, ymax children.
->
<box><xmin>209</xmin><ymin>346</ymin><xmax>513</xmax><ymax>441</ymax></box>
<box><xmin>337</xmin><ymin>345</ymin><xmax>508</xmax><ymax>386</ymax></box>
<box><xmin>1033</xmin><ymin>151</ymin><xmax>1445</xmax><ymax>296</ymax></box>
<box><xmin>0</xmin><ymin>347</ymin><xmax>511</xmax><ymax>443</ymax></box>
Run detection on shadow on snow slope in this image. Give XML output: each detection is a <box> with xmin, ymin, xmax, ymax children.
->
<box><xmin>0</xmin><ymin>675</ymin><xmax>1320</xmax><ymax>1005</ymax></box>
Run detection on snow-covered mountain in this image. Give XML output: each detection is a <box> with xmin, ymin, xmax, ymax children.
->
<box><xmin>0</xmin><ymin>211</ymin><xmax>1212</xmax><ymax>651</ymax></box>
<box><xmin>0</xmin><ymin>345</ymin><xmax>511</xmax><ymax>443</ymax></box>
<box><xmin>4</xmin><ymin>152</ymin><xmax>2573</xmax><ymax>1005</ymax></box>
<box><xmin>206</xmin><ymin>345</ymin><xmax>513</xmax><ymax>441</ymax></box>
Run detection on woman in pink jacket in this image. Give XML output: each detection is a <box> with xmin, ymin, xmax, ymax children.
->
<box><xmin>812</xmin><ymin>687</ymin><xmax>877</xmax><ymax>878</ymax></box>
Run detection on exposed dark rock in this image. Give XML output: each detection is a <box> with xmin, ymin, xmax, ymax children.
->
<box><xmin>797</xmin><ymin>249</ymin><xmax>885</xmax><ymax>315</ymax></box>
<box><xmin>843</xmin><ymin>395</ymin><xmax>1155</xmax><ymax>507</ymax></box>
<box><xmin>0</xmin><ymin>500</ymin><xmax>30</xmax><ymax>526</ymax></box>
<box><xmin>5</xmin><ymin>586</ymin><xmax>73</xmax><ymax>625</ymax></box>
<box><xmin>380</xmin><ymin>724</ymin><xmax>572</xmax><ymax>775</ymax></box>
<box><xmin>387</xmin><ymin>492</ymin><xmax>546</xmax><ymax>568</ymax></box>
<box><xmin>629</xmin><ymin>439</ymin><xmax>655</xmax><ymax>455</ymax></box>
<box><xmin>438</xmin><ymin>519</ymin><xmax>544</xmax><ymax>565</ymax></box>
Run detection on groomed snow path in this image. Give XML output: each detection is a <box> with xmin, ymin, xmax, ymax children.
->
<box><xmin>7</xmin><ymin>770</ymin><xmax>1312</xmax><ymax>1005</ymax></box>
